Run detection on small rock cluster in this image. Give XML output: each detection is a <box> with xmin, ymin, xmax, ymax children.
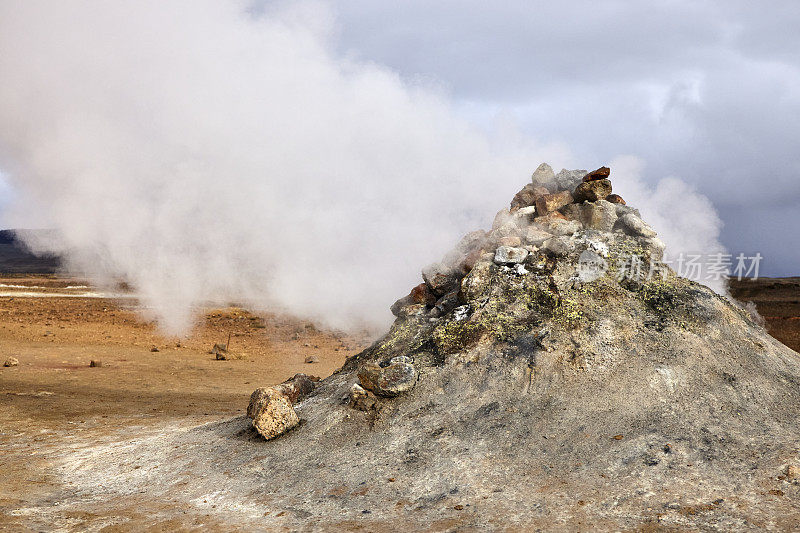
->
<box><xmin>247</xmin><ymin>373</ymin><xmax>318</xmax><ymax>440</ymax></box>
<box><xmin>390</xmin><ymin>163</ymin><xmax>662</xmax><ymax>321</ymax></box>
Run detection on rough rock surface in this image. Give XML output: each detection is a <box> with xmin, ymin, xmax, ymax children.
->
<box><xmin>357</xmin><ymin>361</ymin><xmax>418</xmax><ymax>397</ymax></box>
<box><xmin>246</xmin><ymin>387</ymin><xmax>299</xmax><ymax>440</ymax></box>
<box><xmin>493</xmin><ymin>245</ymin><xmax>528</xmax><ymax>264</ymax></box>
<box><xmin>535</xmin><ymin>190</ymin><xmax>573</xmax><ymax>215</ymax></box>
<box><xmin>574</xmin><ymin>178</ymin><xmax>613</xmax><ymax>202</ymax></box>
<box><xmin>3</xmin><ymin>356</ymin><xmax>19</xmax><ymax>367</ymax></box>
<box><xmin>531</xmin><ymin>162</ymin><xmax>556</xmax><ymax>189</ymax></box>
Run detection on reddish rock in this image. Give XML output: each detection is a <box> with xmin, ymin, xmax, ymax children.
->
<box><xmin>458</xmin><ymin>249</ymin><xmax>483</xmax><ymax>275</ymax></box>
<box><xmin>422</xmin><ymin>262</ymin><xmax>460</xmax><ymax>297</ymax></box>
<box><xmin>510</xmin><ymin>184</ymin><xmax>549</xmax><ymax>210</ymax></box>
<box><xmin>535</xmin><ymin>190</ymin><xmax>573</xmax><ymax>216</ymax></box>
<box><xmin>606</xmin><ymin>194</ymin><xmax>626</xmax><ymax>205</ymax></box>
<box><xmin>582</xmin><ymin>166</ymin><xmax>611</xmax><ymax>182</ymax></box>
<box><xmin>536</xmin><ymin>211</ymin><xmax>568</xmax><ymax>222</ymax></box>
<box><xmin>573</xmin><ymin>179</ymin><xmax>612</xmax><ymax>203</ymax></box>
<box><xmin>410</xmin><ymin>283</ymin><xmax>437</xmax><ymax>306</ymax></box>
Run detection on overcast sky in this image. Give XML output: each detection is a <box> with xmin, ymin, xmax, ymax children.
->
<box><xmin>323</xmin><ymin>0</ymin><xmax>800</xmax><ymax>275</ymax></box>
<box><xmin>0</xmin><ymin>0</ymin><xmax>798</xmax><ymax>276</ymax></box>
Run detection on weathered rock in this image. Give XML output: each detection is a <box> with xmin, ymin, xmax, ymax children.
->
<box><xmin>304</xmin><ymin>355</ymin><xmax>318</xmax><ymax>364</ymax></box>
<box><xmin>273</xmin><ymin>373</ymin><xmax>317</xmax><ymax>404</ymax></box>
<box><xmin>460</xmin><ymin>260</ymin><xmax>494</xmax><ymax>302</ymax></box>
<box><xmin>573</xmin><ymin>179</ymin><xmax>612</xmax><ymax>203</ymax></box>
<box><xmin>524</xmin><ymin>226</ymin><xmax>554</xmax><ymax>246</ymax></box>
<box><xmin>535</xmin><ymin>190</ymin><xmax>574</xmax><ymax>216</ymax></box>
<box><xmin>442</xmin><ymin>230</ymin><xmax>488</xmax><ymax>267</ymax></box>
<box><xmin>358</xmin><ymin>361</ymin><xmax>418</xmax><ymax>397</ymax></box>
<box><xmin>614</xmin><ymin>203</ymin><xmax>641</xmax><ymax>218</ymax></box>
<box><xmin>536</xmin><ymin>211</ymin><xmax>568</xmax><ymax>222</ymax></box>
<box><xmin>554</xmin><ymin>169</ymin><xmax>587</xmax><ymax>193</ymax></box>
<box><xmin>488</xmin><ymin>222</ymin><xmax>523</xmax><ymax>247</ymax></box>
<box><xmin>615</xmin><ymin>213</ymin><xmax>657</xmax><ymax>238</ymax></box>
<box><xmin>408</xmin><ymin>283</ymin><xmax>436</xmax><ymax>306</ymax></box>
<box><xmin>422</xmin><ymin>262</ymin><xmax>459</xmax><ymax>297</ymax></box>
<box><xmin>89</xmin><ymin>360</ymin><xmax>102</xmax><ymax>368</ymax></box>
<box><xmin>492</xmin><ymin>208</ymin><xmax>513</xmax><ymax>230</ymax></box>
<box><xmin>3</xmin><ymin>357</ymin><xmax>19</xmax><ymax>367</ymax></box>
<box><xmin>582</xmin><ymin>166</ymin><xmax>611</xmax><ymax>181</ymax></box>
<box><xmin>457</xmin><ymin>249</ymin><xmax>483</xmax><ymax>275</ymax></box>
<box><xmin>510</xmin><ymin>184</ymin><xmax>549</xmax><ymax>210</ymax></box>
<box><xmin>498</xmin><ymin>235</ymin><xmax>522</xmax><ymax>248</ymax></box>
<box><xmin>390</xmin><ymin>294</ymin><xmax>414</xmax><ymax>317</ymax></box>
<box><xmin>494</xmin><ymin>246</ymin><xmax>529</xmax><ymax>264</ymax></box>
<box><xmin>247</xmin><ymin>387</ymin><xmax>299</xmax><ymax>440</ymax></box>
<box><xmin>511</xmin><ymin>205</ymin><xmax>537</xmax><ymax>227</ymax></box>
<box><xmin>542</xmin><ymin>236</ymin><xmax>576</xmax><ymax>256</ymax></box>
<box><xmin>577</xmin><ymin>200</ymin><xmax>618</xmax><ymax>232</ymax></box>
<box><xmin>535</xmin><ymin>218</ymin><xmax>582</xmax><ymax>237</ymax></box>
<box><xmin>787</xmin><ymin>465</ymin><xmax>799</xmax><ymax>480</ymax></box>
<box><xmin>531</xmin><ymin>163</ymin><xmax>555</xmax><ymax>190</ymax></box>
<box><xmin>642</xmin><ymin>237</ymin><xmax>667</xmax><ymax>262</ymax></box>
<box><xmin>606</xmin><ymin>194</ymin><xmax>626</xmax><ymax>205</ymax></box>
<box><xmin>349</xmin><ymin>383</ymin><xmax>377</xmax><ymax>411</ymax></box>
<box><xmin>212</xmin><ymin>343</ymin><xmax>227</xmax><ymax>359</ymax></box>
<box><xmin>431</xmin><ymin>289</ymin><xmax>461</xmax><ymax>317</ymax></box>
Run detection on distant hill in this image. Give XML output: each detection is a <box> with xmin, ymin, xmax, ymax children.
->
<box><xmin>0</xmin><ymin>229</ymin><xmax>61</xmax><ymax>274</ymax></box>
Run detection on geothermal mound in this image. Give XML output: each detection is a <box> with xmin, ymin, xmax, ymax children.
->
<box><xmin>65</xmin><ymin>165</ymin><xmax>800</xmax><ymax>531</ymax></box>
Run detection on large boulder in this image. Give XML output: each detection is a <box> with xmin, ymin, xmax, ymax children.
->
<box><xmin>358</xmin><ymin>361</ymin><xmax>418</xmax><ymax>397</ymax></box>
<box><xmin>573</xmin><ymin>179</ymin><xmax>612</xmax><ymax>202</ymax></box>
<box><xmin>535</xmin><ymin>216</ymin><xmax>583</xmax><ymax>237</ymax></box>
<box><xmin>535</xmin><ymin>190</ymin><xmax>573</xmax><ymax>216</ymax></box>
<box><xmin>510</xmin><ymin>184</ymin><xmax>549</xmax><ymax>210</ymax></box>
<box><xmin>494</xmin><ymin>246</ymin><xmax>529</xmax><ymax>264</ymax></box>
<box><xmin>554</xmin><ymin>168</ymin><xmax>587</xmax><ymax>193</ymax></box>
<box><xmin>530</xmin><ymin>162</ymin><xmax>555</xmax><ymax>190</ymax></box>
<box><xmin>524</xmin><ymin>226</ymin><xmax>554</xmax><ymax>246</ymax></box>
<box><xmin>564</xmin><ymin>200</ymin><xmax>618</xmax><ymax>232</ymax></box>
<box><xmin>247</xmin><ymin>387</ymin><xmax>299</xmax><ymax>440</ymax></box>
<box><xmin>422</xmin><ymin>262</ymin><xmax>460</xmax><ymax>297</ymax></box>
<box><xmin>614</xmin><ymin>213</ymin><xmax>657</xmax><ymax>238</ymax></box>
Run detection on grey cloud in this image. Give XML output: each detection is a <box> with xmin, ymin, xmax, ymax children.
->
<box><xmin>328</xmin><ymin>0</ymin><xmax>800</xmax><ymax>274</ymax></box>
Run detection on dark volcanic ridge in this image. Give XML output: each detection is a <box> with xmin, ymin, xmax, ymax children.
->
<box><xmin>0</xmin><ymin>229</ymin><xmax>61</xmax><ymax>274</ymax></box>
<box><xmin>48</xmin><ymin>165</ymin><xmax>800</xmax><ymax>531</ymax></box>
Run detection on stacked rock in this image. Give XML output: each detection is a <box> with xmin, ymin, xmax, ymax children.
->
<box><xmin>390</xmin><ymin>163</ymin><xmax>664</xmax><ymax>320</ymax></box>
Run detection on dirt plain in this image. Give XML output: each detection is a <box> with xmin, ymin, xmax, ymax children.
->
<box><xmin>0</xmin><ymin>275</ymin><xmax>370</xmax><ymax>531</ymax></box>
<box><xmin>0</xmin><ymin>274</ymin><xmax>798</xmax><ymax>531</ymax></box>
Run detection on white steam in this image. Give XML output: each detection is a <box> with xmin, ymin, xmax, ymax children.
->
<box><xmin>0</xmin><ymin>2</ymin><xmax>726</xmax><ymax>334</ymax></box>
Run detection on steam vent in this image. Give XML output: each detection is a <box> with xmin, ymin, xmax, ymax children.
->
<box><xmin>112</xmin><ymin>165</ymin><xmax>800</xmax><ymax>530</ymax></box>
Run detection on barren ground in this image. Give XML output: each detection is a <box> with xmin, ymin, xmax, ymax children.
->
<box><xmin>0</xmin><ymin>275</ymin><xmax>369</xmax><ymax>531</ymax></box>
<box><xmin>1</xmin><ymin>275</ymin><xmax>798</xmax><ymax>531</ymax></box>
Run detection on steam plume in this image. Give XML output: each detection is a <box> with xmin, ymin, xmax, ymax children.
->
<box><xmin>0</xmin><ymin>1</ymin><xmax>726</xmax><ymax>333</ymax></box>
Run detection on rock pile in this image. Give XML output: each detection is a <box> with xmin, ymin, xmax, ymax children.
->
<box><xmin>390</xmin><ymin>164</ymin><xmax>662</xmax><ymax>325</ymax></box>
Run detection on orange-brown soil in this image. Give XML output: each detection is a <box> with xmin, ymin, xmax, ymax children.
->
<box><xmin>729</xmin><ymin>277</ymin><xmax>800</xmax><ymax>353</ymax></box>
<box><xmin>0</xmin><ymin>275</ymin><xmax>370</xmax><ymax>531</ymax></box>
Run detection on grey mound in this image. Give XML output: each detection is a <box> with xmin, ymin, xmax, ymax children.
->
<box><xmin>79</xmin><ymin>165</ymin><xmax>800</xmax><ymax>531</ymax></box>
